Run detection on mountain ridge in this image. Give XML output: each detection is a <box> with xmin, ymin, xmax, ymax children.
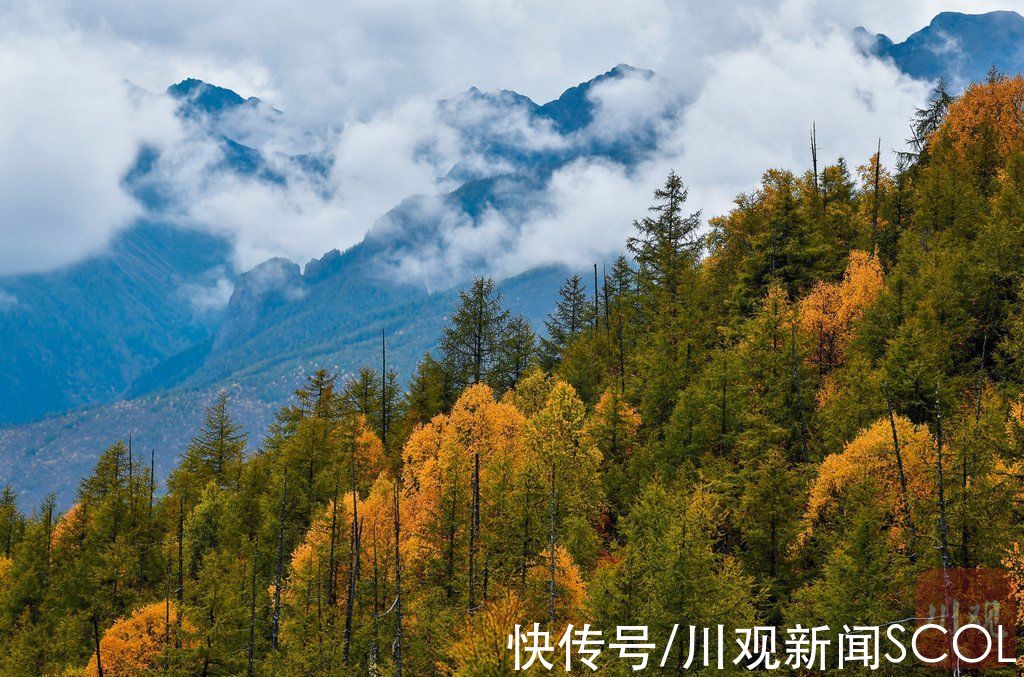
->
<box><xmin>6</xmin><ymin>11</ymin><xmax>1024</xmax><ymax>507</ymax></box>
<box><xmin>855</xmin><ymin>10</ymin><xmax>1024</xmax><ymax>86</ymax></box>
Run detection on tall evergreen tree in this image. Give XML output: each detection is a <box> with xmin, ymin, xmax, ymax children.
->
<box><xmin>406</xmin><ymin>352</ymin><xmax>453</xmax><ymax>424</ymax></box>
<box><xmin>627</xmin><ymin>171</ymin><xmax>703</xmax><ymax>309</ymax></box>
<box><xmin>493</xmin><ymin>315</ymin><xmax>535</xmax><ymax>393</ymax></box>
<box><xmin>439</xmin><ymin>277</ymin><xmax>509</xmax><ymax>389</ymax></box>
<box><xmin>909</xmin><ymin>77</ymin><xmax>954</xmax><ymax>154</ymax></box>
<box><xmin>172</xmin><ymin>392</ymin><xmax>247</xmax><ymax>494</ymax></box>
<box><xmin>539</xmin><ymin>275</ymin><xmax>592</xmax><ymax>368</ymax></box>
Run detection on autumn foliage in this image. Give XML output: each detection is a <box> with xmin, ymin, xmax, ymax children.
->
<box><xmin>85</xmin><ymin>602</ymin><xmax>194</xmax><ymax>676</ymax></box>
<box><xmin>9</xmin><ymin>72</ymin><xmax>1024</xmax><ymax>674</ymax></box>
<box><xmin>798</xmin><ymin>250</ymin><xmax>883</xmax><ymax>372</ymax></box>
<box><xmin>938</xmin><ymin>75</ymin><xmax>1024</xmax><ymax>158</ymax></box>
<box><xmin>804</xmin><ymin>415</ymin><xmax>935</xmax><ymax>548</ymax></box>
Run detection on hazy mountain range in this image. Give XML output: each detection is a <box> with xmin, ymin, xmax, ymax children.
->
<box><xmin>2</xmin><ymin>11</ymin><xmax>1023</xmax><ymax>507</ymax></box>
<box><xmin>855</xmin><ymin>10</ymin><xmax>1024</xmax><ymax>86</ymax></box>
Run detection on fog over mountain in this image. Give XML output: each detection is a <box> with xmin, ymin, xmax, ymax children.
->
<box><xmin>3</xmin><ymin>6</ymin><xmax>1024</xmax><ymax>506</ymax></box>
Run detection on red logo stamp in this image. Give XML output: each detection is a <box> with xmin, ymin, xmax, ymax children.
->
<box><xmin>914</xmin><ymin>567</ymin><xmax>1016</xmax><ymax>669</ymax></box>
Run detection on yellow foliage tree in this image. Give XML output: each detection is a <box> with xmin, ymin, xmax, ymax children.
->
<box><xmin>798</xmin><ymin>250</ymin><xmax>883</xmax><ymax>372</ymax></box>
<box><xmin>938</xmin><ymin>75</ymin><xmax>1024</xmax><ymax>158</ymax></box>
<box><xmin>85</xmin><ymin>601</ymin><xmax>194</xmax><ymax>676</ymax></box>
<box><xmin>804</xmin><ymin>415</ymin><xmax>936</xmax><ymax>549</ymax></box>
<box><xmin>582</xmin><ymin>390</ymin><xmax>640</xmax><ymax>459</ymax></box>
<box><xmin>444</xmin><ymin>592</ymin><xmax>525</xmax><ymax>674</ymax></box>
<box><xmin>0</xmin><ymin>556</ymin><xmax>10</xmax><ymax>591</ymax></box>
<box><xmin>51</xmin><ymin>503</ymin><xmax>86</xmax><ymax>550</ymax></box>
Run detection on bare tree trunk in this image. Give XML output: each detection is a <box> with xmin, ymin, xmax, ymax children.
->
<box><xmin>469</xmin><ymin>452</ymin><xmax>480</xmax><ymax>614</ymax></box>
<box><xmin>934</xmin><ymin>394</ymin><xmax>955</xmax><ymax>656</ymax></box>
<box><xmin>720</xmin><ymin>350</ymin><xmax>728</xmax><ymax>438</ymax></box>
<box><xmin>790</xmin><ymin>325</ymin><xmax>808</xmax><ymax>462</ymax></box>
<box><xmin>247</xmin><ymin>538</ymin><xmax>258</xmax><ymax>677</ymax></box>
<box><xmin>884</xmin><ymin>384</ymin><xmax>917</xmax><ymax>558</ymax></box>
<box><xmin>520</xmin><ymin>477</ymin><xmax>530</xmax><ymax>593</ymax></box>
<box><xmin>548</xmin><ymin>462</ymin><xmax>556</xmax><ymax>625</ymax></box>
<box><xmin>176</xmin><ymin>494</ymin><xmax>184</xmax><ymax>648</ymax></box>
<box><xmin>92</xmin><ymin>612</ymin><xmax>104</xmax><ymax>677</ymax></box>
<box><xmin>963</xmin><ymin>335</ymin><xmax>987</xmax><ymax>568</ymax></box>
<box><xmin>810</xmin><ymin>122</ymin><xmax>819</xmax><ymax>197</ymax></box>
<box><xmin>617</xmin><ymin>313</ymin><xmax>626</xmax><ymax>395</ymax></box>
<box><xmin>445</xmin><ymin>484</ymin><xmax>458</xmax><ymax>599</ymax></box>
<box><xmin>272</xmin><ymin>470</ymin><xmax>288</xmax><ymax>649</ymax></box>
<box><xmin>871</xmin><ymin>137</ymin><xmax>881</xmax><ymax>251</ymax></box>
<box><xmin>935</xmin><ymin>397</ymin><xmax>952</xmax><ymax>571</ymax></box>
<box><xmin>370</xmin><ymin>523</ymin><xmax>380</xmax><ymax>669</ymax></box>
<box><xmin>602</xmin><ymin>264</ymin><xmax>610</xmax><ymax>336</ymax></box>
<box><xmin>393</xmin><ymin>478</ymin><xmax>403</xmax><ymax>677</ymax></box>
<box><xmin>165</xmin><ymin>555</ymin><xmax>171</xmax><ymax>654</ymax></box>
<box><xmin>128</xmin><ymin>434</ymin><xmax>135</xmax><ymax>527</ymax></box>
<box><xmin>327</xmin><ymin>476</ymin><xmax>339</xmax><ymax>608</ymax></box>
<box><xmin>343</xmin><ymin>447</ymin><xmax>358</xmax><ymax>662</ymax></box>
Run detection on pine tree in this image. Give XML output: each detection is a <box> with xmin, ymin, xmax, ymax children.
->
<box><xmin>909</xmin><ymin>77</ymin><xmax>954</xmax><ymax>154</ymax></box>
<box><xmin>626</xmin><ymin>171</ymin><xmax>703</xmax><ymax>308</ymax></box>
<box><xmin>607</xmin><ymin>254</ymin><xmax>634</xmax><ymax>301</ymax></box>
<box><xmin>406</xmin><ymin>352</ymin><xmax>452</xmax><ymax>424</ymax></box>
<box><xmin>0</xmin><ymin>486</ymin><xmax>23</xmax><ymax>558</ymax></box>
<box><xmin>626</xmin><ymin>171</ymin><xmax>705</xmax><ymax>430</ymax></box>
<box><xmin>539</xmin><ymin>275</ymin><xmax>593</xmax><ymax>369</ymax></box>
<box><xmin>493</xmin><ymin>315</ymin><xmax>535</xmax><ymax>393</ymax></box>
<box><xmin>439</xmin><ymin>277</ymin><xmax>509</xmax><ymax>389</ymax></box>
<box><xmin>173</xmin><ymin>392</ymin><xmax>247</xmax><ymax>493</ymax></box>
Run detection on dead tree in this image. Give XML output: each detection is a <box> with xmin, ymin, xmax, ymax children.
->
<box><xmin>871</xmin><ymin>138</ymin><xmax>882</xmax><ymax>251</ymax></box>
<box><xmin>810</xmin><ymin>123</ymin><xmax>820</xmax><ymax>197</ymax></box>
<box><xmin>548</xmin><ymin>461</ymin><xmax>556</xmax><ymax>625</ymax></box>
<box><xmin>272</xmin><ymin>470</ymin><xmax>288</xmax><ymax>649</ymax></box>
<box><xmin>469</xmin><ymin>451</ymin><xmax>480</xmax><ymax>614</ymax></box>
<box><xmin>393</xmin><ymin>478</ymin><xmax>404</xmax><ymax>676</ymax></box>
<box><xmin>327</xmin><ymin>476</ymin><xmax>340</xmax><ymax>608</ymax></box>
<box><xmin>247</xmin><ymin>538</ymin><xmax>258</xmax><ymax>677</ymax></box>
<box><xmin>884</xmin><ymin>383</ymin><xmax>917</xmax><ymax>558</ymax></box>
<box><xmin>92</xmin><ymin>612</ymin><xmax>104</xmax><ymax>677</ymax></box>
<box><xmin>176</xmin><ymin>494</ymin><xmax>184</xmax><ymax>648</ymax></box>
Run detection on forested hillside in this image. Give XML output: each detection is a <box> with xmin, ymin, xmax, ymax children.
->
<box><xmin>5</xmin><ymin>72</ymin><xmax>1024</xmax><ymax>674</ymax></box>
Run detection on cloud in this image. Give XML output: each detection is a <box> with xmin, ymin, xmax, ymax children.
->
<box><xmin>0</xmin><ymin>0</ymin><xmax>1001</xmax><ymax>278</ymax></box>
<box><xmin>0</xmin><ymin>26</ymin><xmax>181</xmax><ymax>274</ymax></box>
<box><xmin>179</xmin><ymin>270</ymin><xmax>234</xmax><ymax>313</ymax></box>
<box><xmin>384</xmin><ymin>25</ymin><xmax>931</xmax><ymax>285</ymax></box>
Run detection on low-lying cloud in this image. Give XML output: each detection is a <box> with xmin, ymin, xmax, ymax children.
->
<box><xmin>0</xmin><ymin>0</ymin><xmax>994</xmax><ymax>280</ymax></box>
<box><xmin>385</xmin><ymin>29</ymin><xmax>930</xmax><ymax>286</ymax></box>
<box><xmin>0</xmin><ymin>28</ymin><xmax>180</xmax><ymax>275</ymax></box>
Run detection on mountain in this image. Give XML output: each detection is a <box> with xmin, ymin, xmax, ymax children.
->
<box><xmin>5</xmin><ymin>7</ymin><xmax>1021</xmax><ymax>507</ymax></box>
<box><xmin>0</xmin><ymin>224</ymin><xmax>232</xmax><ymax>424</ymax></box>
<box><xmin>855</xmin><ymin>10</ymin><xmax>1024</xmax><ymax>86</ymax></box>
<box><xmin>167</xmin><ymin>78</ymin><xmax>263</xmax><ymax>115</ymax></box>
<box><xmin>0</xmin><ymin>66</ymin><xmax>659</xmax><ymax>507</ymax></box>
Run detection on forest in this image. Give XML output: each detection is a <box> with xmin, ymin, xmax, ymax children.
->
<box><xmin>4</xmin><ymin>72</ymin><xmax>1024</xmax><ymax>674</ymax></box>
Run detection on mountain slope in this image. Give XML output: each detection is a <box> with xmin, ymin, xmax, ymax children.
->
<box><xmin>856</xmin><ymin>10</ymin><xmax>1024</xmax><ymax>86</ymax></box>
<box><xmin>6</xmin><ymin>8</ymin><xmax>1022</xmax><ymax>508</ymax></box>
<box><xmin>0</xmin><ymin>224</ymin><xmax>231</xmax><ymax>423</ymax></box>
<box><xmin>0</xmin><ymin>264</ymin><xmax>567</xmax><ymax>507</ymax></box>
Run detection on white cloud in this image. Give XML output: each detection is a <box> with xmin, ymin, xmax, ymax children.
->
<box><xmin>0</xmin><ymin>28</ymin><xmax>181</xmax><ymax>274</ymax></box>
<box><xmin>385</xmin><ymin>25</ymin><xmax>931</xmax><ymax>285</ymax></box>
<box><xmin>0</xmin><ymin>0</ymin><xmax>1011</xmax><ymax>278</ymax></box>
<box><xmin>180</xmin><ymin>271</ymin><xmax>234</xmax><ymax>313</ymax></box>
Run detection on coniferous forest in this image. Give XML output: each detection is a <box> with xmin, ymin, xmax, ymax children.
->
<box><xmin>6</xmin><ymin>74</ymin><xmax>1024</xmax><ymax>674</ymax></box>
